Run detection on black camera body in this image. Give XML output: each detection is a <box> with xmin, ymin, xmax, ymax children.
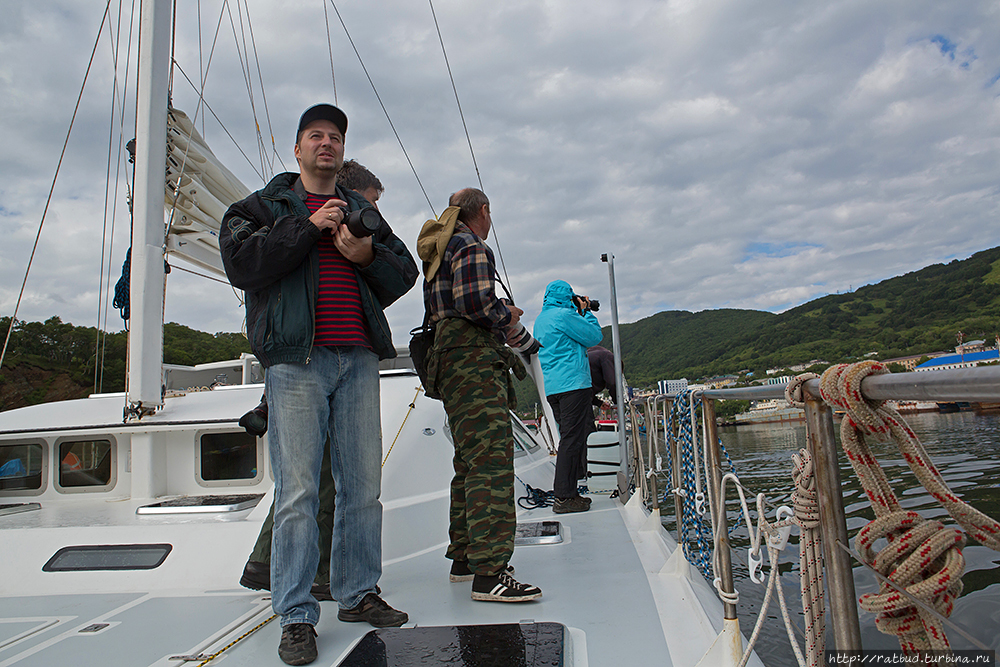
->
<box><xmin>339</xmin><ymin>207</ymin><xmax>383</xmax><ymax>238</ymax></box>
<box><xmin>573</xmin><ymin>295</ymin><xmax>600</xmax><ymax>313</ymax></box>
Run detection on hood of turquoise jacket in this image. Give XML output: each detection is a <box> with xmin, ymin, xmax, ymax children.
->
<box><xmin>542</xmin><ymin>280</ymin><xmax>575</xmax><ymax>310</ymax></box>
<box><xmin>533</xmin><ymin>280</ymin><xmax>603</xmax><ymax>396</ymax></box>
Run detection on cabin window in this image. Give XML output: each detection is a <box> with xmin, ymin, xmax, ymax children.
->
<box><xmin>0</xmin><ymin>442</ymin><xmax>45</xmax><ymax>494</ymax></box>
<box><xmin>57</xmin><ymin>438</ymin><xmax>116</xmax><ymax>491</ymax></box>
<box><xmin>511</xmin><ymin>420</ymin><xmax>541</xmax><ymax>458</ymax></box>
<box><xmin>197</xmin><ymin>431</ymin><xmax>261</xmax><ymax>486</ymax></box>
<box><xmin>42</xmin><ymin>544</ymin><xmax>172</xmax><ymax>572</ymax></box>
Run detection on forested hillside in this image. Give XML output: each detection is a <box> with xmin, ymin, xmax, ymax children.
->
<box><xmin>4</xmin><ymin>245</ymin><xmax>1000</xmax><ymax>407</ymax></box>
<box><xmin>0</xmin><ymin>318</ymin><xmax>250</xmax><ymax>410</ymax></box>
<box><xmin>604</xmin><ymin>246</ymin><xmax>1000</xmax><ymax>386</ymax></box>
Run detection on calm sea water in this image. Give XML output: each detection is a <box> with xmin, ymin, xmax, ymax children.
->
<box><xmin>657</xmin><ymin>410</ymin><xmax>1000</xmax><ymax>666</ymax></box>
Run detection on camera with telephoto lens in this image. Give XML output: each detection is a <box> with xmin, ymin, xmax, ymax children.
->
<box><xmin>338</xmin><ymin>207</ymin><xmax>383</xmax><ymax>238</ymax></box>
<box><xmin>507</xmin><ymin>322</ymin><xmax>541</xmax><ymax>356</ymax></box>
<box><xmin>500</xmin><ymin>299</ymin><xmax>541</xmax><ymax>356</ymax></box>
<box><xmin>573</xmin><ymin>294</ymin><xmax>600</xmax><ymax>312</ymax></box>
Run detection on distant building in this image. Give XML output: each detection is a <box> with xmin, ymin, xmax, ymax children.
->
<box><xmin>704</xmin><ymin>375</ymin><xmax>738</xmax><ymax>388</ymax></box>
<box><xmin>764</xmin><ymin>375</ymin><xmax>791</xmax><ymax>386</ymax></box>
<box><xmin>956</xmin><ymin>339</ymin><xmax>986</xmax><ymax>354</ymax></box>
<box><xmin>658</xmin><ymin>378</ymin><xmax>688</xmax><ymax>395</ymax></box>
<box><xmin>882</xmin><ymin>353</ymin><xmax>946</xmax><ymax>372</ymax></box>
<box><xmin>915</xmin><ymin>349</ymin><xmax>999</xmax><ymax>372</ymax></box>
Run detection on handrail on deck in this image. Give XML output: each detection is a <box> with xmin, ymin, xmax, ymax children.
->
<box><xmin>633</xmin><ymin>365</ymin><xmax>1000</xmax><ymax>653</ymax></box>
<box><xmin>701</xmin><ymin>365</ymin><xmax>1000</xmax><ymax>403</ymax></box>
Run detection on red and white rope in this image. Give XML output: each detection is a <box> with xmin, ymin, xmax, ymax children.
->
<box><xmin>791</xmin><ymin>448</ymin><xmax>825</xmax><ymax>667</ymax></box>
<box><xmin>819</xmin><ymin>361</ymin><xmax>1000</xmax><ymax>652</ymax></box>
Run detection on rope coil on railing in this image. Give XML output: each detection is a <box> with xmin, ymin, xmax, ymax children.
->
<box><xmin>819</xmin><ymin>360</ymin><xmax>1000</xmax><ymax>653</ymax></box>
<box><xmin>716</xmin><ymin>473</ymin><xmax>810</xmax><ymax>667</ymax></box>
<box><xmin>784</xmin><ymin>372</ymin><xmax>818</xmax><ymax>408</ymax></box>
<box><xmin>672</xmin><ymin>390</ymin><xmax>714</xmax><ymax>579</ymax></box>
<box><xmin>791</xmin><ymin>447</ymin><xmax>825</xmax><ymax>667</ymax></box>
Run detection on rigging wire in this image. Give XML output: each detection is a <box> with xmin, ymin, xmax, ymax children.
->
<box><xmin>0</xmin><ymin>1</ymin><xmax>113</xmax><ymax>374</ymax></box>
<box><xmin>326</xmin><ymin>0</ymin><xmax>436</xmax><ymax>216</ymax></box>
<box><xmin>229</xmin><ymin>0</ymin><xmax>268</xmax><ymax>177</ymax></box>
<box><xmin>241</xmin><ymin>0</ymin><xmax>284</xmax><ymax>177</ymax></box>
<box><xmin>172</xmin><ymin>64</ymin><xmax>265</xmax><ymax>183</ymax></box>
<box><xmin>95</xmin><ymin>0</ymin><xmax>137</xmax><ymax>393</ymax></box>
<box><xmin>197</xmin><ymin>0</ymin><xmax>204</xmax><ymax>135</ymax></box>
<box><xmin>323</xmin><ymin>0</ymin><xmax>338</xmax><ymax>105</ymax></box>
<box><xmin>169</xmin><ymin>263</ymin><xmax>237</xmax><ymax>286</ymax></box>
<box><xmin>427</xmin><ymin>0</ymin><xmax>513</xmax><ymax>298</ymax></box>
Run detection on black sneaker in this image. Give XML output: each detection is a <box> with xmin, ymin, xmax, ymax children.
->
<box><xmin>337</xmin><ymin>593</ymin><xmax>408</xmax><ymax>627</ymax></box>
<box><xmin>471</xmin><ymin>571</ymin><xmax>542</xmax><ymax>602</ymax></box>
<box><xmin>240</xmin><ymin>560</ymin><xmax>270</xmax><ymax>591</ymax></box>
<box><xmin>278</xmin><ymin>623</ymin><xmax>317</xmax><ymax>665</ymax></box>
<box><xmin>310</xmin><ymin>582</ymin><xmax>376</xmax><ymax>601</ymax></box>
<box><xmin>553</xmin><ymin>496</ymin><xmax>590</xmax><ymax>514</ymax></box>
<box><xmin>310</xmin><ymin>582</ymin><xmax>333</xmax><ymax>601</ymax></box>
<box><xmin>449</xmin><ymin>561</ymin><xmax>515</xmax><ymax>583</ymax></box>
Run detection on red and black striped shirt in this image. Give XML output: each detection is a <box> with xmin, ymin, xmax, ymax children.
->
<box><xmin>303</xmin><ymin>193</ymin><xmax>371</xmax><ymax>350</ymax></box>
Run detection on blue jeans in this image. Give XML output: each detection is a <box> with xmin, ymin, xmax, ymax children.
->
<box><xmin>265</xmin><ymin>346</ymin><xmax>382</xmax><ymax>627</ymax></box>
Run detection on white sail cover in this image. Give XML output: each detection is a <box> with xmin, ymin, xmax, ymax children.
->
<box><xmin>164</xmin><ymin>108</ymin><xmax>251</xmax><ymax>276</ymax></box>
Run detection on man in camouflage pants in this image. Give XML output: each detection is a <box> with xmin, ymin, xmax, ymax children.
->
<box><xmin>416</xmin><ymin>187</ymin><xmax>542</xmax><ymax>602</ymax></box>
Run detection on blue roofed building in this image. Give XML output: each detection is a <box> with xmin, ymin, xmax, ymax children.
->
<box><xmin>914</xmin><ymin>349</ymin><xmax>999</xmax><ymax>372</ymax></box>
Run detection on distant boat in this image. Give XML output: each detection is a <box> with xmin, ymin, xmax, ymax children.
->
<box><xmin>733</xmin><ymin>399</ymin><xmax>805</xmax><ymax>425</ymax></box>
<box><xmin>888</xmin><ymin>400</ymin><xmax>938</xmax><ymax>414</ymax></box>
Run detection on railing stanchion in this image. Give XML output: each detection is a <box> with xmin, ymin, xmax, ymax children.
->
<box><xmin>703</xmin><ymin>396</ymin><xmax>738</xmax><ymax>620</ymax></box>
<box><xmin>646</xmin><ymin>399</ymin><xmax>660</xmax><ymax>509</ymax></box>
<box><xmin>804</xmin><ymin>393</ymin><xmax>863</xmax><ymax>650</ymax></box>
<box><xmin>668</xmin><ymin>398</ymin><xmax>684</xmax><ymax>544</ymax></box>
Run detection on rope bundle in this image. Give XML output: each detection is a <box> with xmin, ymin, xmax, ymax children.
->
<box><xmin>791</xmin><ymin>448</ymin><xmax>825</xmax><ymax>666</ymax></box>
<box><xmin>819</xmin><ymin>360</ymin><xmax>1000</xmax><ymax>652</ymax></box>
<box><xmin>672</xmin><ymin>390</ymin><xmax>714</xmax><ymax>579</ymax></box>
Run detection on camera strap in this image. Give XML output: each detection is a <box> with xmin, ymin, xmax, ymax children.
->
<box><xmin>494</xmin><ymin>272</ymin><xmax>515</xmax><ymax>303</ymax></box>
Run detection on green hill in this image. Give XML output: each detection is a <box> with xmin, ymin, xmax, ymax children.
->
<box><xmin>0</xmin><ymin>318</ymin><xmax>251</xmax><ymax>410</ymax></box>
<box><xmin>5</xmin><ymin>245</ymin><xmax>1000</xmax><ymax>406</ymax></box>
<box><xmin>604</xmin><ymin>246</ymin><xmax>1000</xmax><ymax>386</ymax></box>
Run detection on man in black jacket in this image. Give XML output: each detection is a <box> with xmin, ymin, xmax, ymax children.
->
<box><xmin>236</xmin><ymin>159</ymin><xmax>388</xmax><ymax>603</ymax></box>
<box><xmin>220</xmin><ymin>104</ymin><xmax>417</xmax><ymax>666</ymax></box>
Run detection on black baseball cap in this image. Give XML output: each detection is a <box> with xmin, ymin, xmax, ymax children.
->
<box><xmin>296</xmin><ymin>104</ymin><xmax>348</xmax><ymax>141</ymax></box>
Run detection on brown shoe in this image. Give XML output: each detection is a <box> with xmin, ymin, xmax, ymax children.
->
<box><xmin>310</xmin><ymin>583</ymin><xmax>333</xmax><ymax>601</ymax></box>
<box><xmin>553</xmin><ymin>496</ymin><xmax>590</xmax><ymax>514</ymax></box>
<box><xmin>337</xmin><ymin>593</ymin><xmax>408</xmax><ymax>627</ymax></box>
<box><xmin>240</xmin><ymin>560</ymin><xmax>270</xmax><ymax>591</ymax></box>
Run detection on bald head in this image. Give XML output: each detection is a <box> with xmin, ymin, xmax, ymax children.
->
<box><xmin>449</xmin><ymin>188</ymin><xmax>492</xmax><ymax>239</ymax></box>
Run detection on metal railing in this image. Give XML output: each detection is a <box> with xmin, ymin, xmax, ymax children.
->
<box><xmin>633</xmin><ymin>365</ymin><xmax>1000</xmax><ymax>652</ymax></box>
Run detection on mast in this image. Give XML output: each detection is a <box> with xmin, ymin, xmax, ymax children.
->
<box><xmin>602</xmin><ymin>254</ymin><xmax>629</xmax><ymax>484</ymax></box>
<box><xmin>127</xmin><ymin>0</ymin><xmax>171</xmax><ymax>417</ymax></box>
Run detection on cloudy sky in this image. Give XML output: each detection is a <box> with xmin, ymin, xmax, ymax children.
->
<box><xmin>2</xmin><ymin>0</ymin><xmax>999</xmax><ymax>350</ymax></box>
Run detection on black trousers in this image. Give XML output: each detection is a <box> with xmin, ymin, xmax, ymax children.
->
<box><xmin>547</xmin><ymin>387</ymin><xmax>593</xmax><ymax>498</ymax></box>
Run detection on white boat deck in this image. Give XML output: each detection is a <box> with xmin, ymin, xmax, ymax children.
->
<box><xmin>0</xmin><ymin>372</ymin><xmax>763</xmax><ymax>667</ymax></box>
<box><xmin>0</xmin><ymin>493</ymin><xmax>745</xmax><ymax>666</ymax></box>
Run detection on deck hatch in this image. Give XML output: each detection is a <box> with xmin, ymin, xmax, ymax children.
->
<box><xmin>337</xmin><ymin>622</ymin><xmax>566</xmax><ymax>666</ymax></box>
<box><xmin>515</xmin><ymin>521</ymin><xmax>563</xmax><ymax>545</ymax></box>
<box><xmin>136</xmin><ymin>493</ymin><xmax>263</xmax><ymax>514</ymax></box>
<box><xmin>42</xmin><ymin>543</ymin><xmax>172</xmax><ymax>571</ymax></box>
<box><xmin>0</xmin><ymin>502</ymin><xmax>41</xmax><ymax>516</ymax></box>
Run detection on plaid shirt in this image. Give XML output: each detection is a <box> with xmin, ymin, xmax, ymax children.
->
<box><xmin>424</xmin><ymin>222</ymin><xmax>511</xmax><ymax>338</ymax></box>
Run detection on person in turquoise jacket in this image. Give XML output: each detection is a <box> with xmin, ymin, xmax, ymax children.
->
<box><xmin>533</xmin><ymin>280</ymin><xmax>604</xmax><ymax>512</ymax></box>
